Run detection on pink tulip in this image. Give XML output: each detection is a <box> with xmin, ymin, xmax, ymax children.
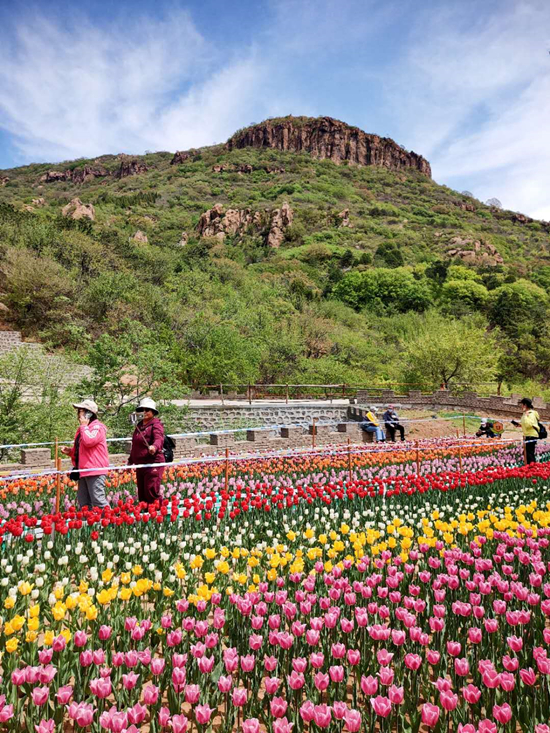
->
<box><xmin>272</xmin><ymin>717</ymin><xmax>293</xmax><ymax>733</ymax></box>
<box><xmin>493</xmin><ymin>703</ymin><xmax>512</xmax><ymax>724</ymax></box>
<box><xmin>172</xmin><ymin>667</ymin><xmax>186</xmax><ymax>692</ymax></box>
<box><xmin>39</xmin><ymin>665</ymin><xmax>57</xmax><ymax>685</ymax></box>
<box><xmin>98</xmin><ymin>625</ymin><xmax>112</xmax><ymax>640</ymax></box>
<box><xmin>426</xmin><ymin>649</ymin><xmax>441</xmax><ymax>665</ymax></box>
<box><xmin>73</xmin><ymin>631</ymin><xmax>88</xmax><ymax>647</ymax></box>
<box><xmin>194</xmin><ymin>705</ymin><xmax>213</xmax><ymax>726</ymax></box>
<box><xmin>314</xmin><ymin>672</ymin><xmax>330</xmax><ymax>691</ymax></box>
<box><xmin>288</xmin><ymin>671</ymin><xmax>305</xmax><ymax>690</ymax></box>
<box><xmin>421</xmin><ymin>703</ymin><xmax>440</xmax><ymax>728</ymax></box>
<box><xmin>329</xmin><ymin>665</ymin><xmax>345</xmax><ymax>683</ymax></box>
<box><xmin>457</xmin><ymin>726</ymin><xmax>476</xmax><ymax>733</ymax></box>
<box><xmin>79</xmin><ymin>650</ymin><xmax>93</xmax><ymax>667</ymax></box>
<box><xmin>121</xmin><ymin>672</ymin><xmax>139</xmax><ymax>691</ymax></box>
<box><xmin>378</xmin><ymin>666</ymin><xmax>394</xmax><ymax>686</ymax></box>
<box><xmin>185</xmin><ymin>685</ymin><xmax>200</xmax><ymax>704</ymax></box>
<box><xmin>56</xmin><ymin>685</ymin><xmax>73</xmax><ymax>705</ymax></box>
<box><xmin>158</xmin><ymin>708</ymin><xmax>170</xmax><ymax>728</ymax></box>
<box><xmin>388</xmin><ymin>685</ymin><xmax>404</xmax><ymax>705</ymax></box>
<box><xmin>68</xmin><ymin>702</ymin><xmax>95</xmax><ymax>727</ymax></box>
<box><xmin>535</xmin><ymin>726</ymin><xmax>550</xmax><ymax>733</ymax></box>
<box><xmin>127</xmin><ymin>704</ymin><xmax>147</xmax><ymax>726</ymax></box>
<box><xmin>313</xmin><ymin>704</ymin><xmax>332</xmax><ymax>728</ymax></box>
<box><xmin>112</xmin><ymin>652</ymin><xmax>124</xmax><ymax>667</ymax></box>
<box><xmin>198</xmin><ymin>656</ymin><xmax>215</xmax><ymax>674</ymax></box>
<box><xmin>52</xmin><ymin>635</ymin><xmax>66</xmax><ymax>653</ymax></box>
<box><xmin>347</xmin><ymin>649</ymin><xmax>360</xmax><ymax>666</ymax></box>
<box><xmin>454</xmin><ymin>658</ymin><xmax>470</xmax><ymax>677</ymax></box>
<box><xmin>440</xmin><ymin>690</ymin><xmax>458</xmax><ymax>712</ymax></box>
<box><xmin>143</xmin><ymin>684</ymin><xmax>160</xmax><ymax>705</ymax></box>
<box><xmin>125</xmin><ymin>650</ymin><xmax>139</xmax><ymax>667</ymax></box>
<box><xmin>344</xmin><ymin>709</ymin><xmax>361</xmax><ymax>732</ymax></box>
<box><xmin>332</xmin><ymin>702</ymin><xmax>348</xmax><ymax>720</ymax></box>
<box><xmin>151</xmin><ymin>658</ymin><xmax>166</xmax><ymax>675</ymax></box>
<box><xmin>38</xmin><ymin>649</ymin><xmax>53</xmax><ymax>665</ymax></box>
<box><xmin>270</xmin><ymin>697</ymin><xmax>288</xmax><ymax>719</ymax></box>
<box><xmin>242</xmin><ymin>719</ymin><xmax>260</xmax><ymax>733</ymax></box>
<box><xmin>370</xmin><ymin>695</ymin><xmax>391</xmax><ymax>718</ymax></box>
<box><xmin>240</xmin><ymin>655</ymin><xmax>255</xmax><ymax>672</ymax></box>
<box><xmin>171</xmin><ymin>715</ymin><xmax>188</xmax><ymax>733</ymax></box>
<box><xmin>520</xmin><ymin>667</ymin><xmax>537</xmax><ymax>686</ymax></box>
<box><xmin>92</xmin><ymin>649</ymin><xmax>105</xmax><ymax>665</ymax></box>
<box><xmin>404</xmin><ymin>653</ymin><xmax>422</xmax><ymax>670</ymax></box>
<box><xmin>299</xmin><ymin>701</ymin><xmax>315</xmax><ymax>723</ymax></box>
<box><xmin>360</xmin><ymin>674</ymin><xmax>378</xmax><ymax>696</ymax></box>
<box><xmin>31</xmin><ymin>687</ymin><xmax>49</xmax><ymax>707</ymax></box>
<box><xmin>310</xmin><ymin>652</ymin><xmax>324</xmax><ymax>669</ymax></box>
<box><xmin>34</xmin><ymin>720</ymin><xmax>55</xmax><ymax>733</ymax></box>
<box><xmin>507</xmin><ymin>635</ymin><xmax>523</xmax><ymax>652</ymax></box>
<box><xmin>217</xmin><ymin>675</ymin><xmax>232</xmax><ymax>693</ymax></box>
<box><xmin>264</xmin><ymin>655</ymin><xmax>278</xmax><ymax>672</ymax></box>
<box><xmin>232</xmin><ymin>687</ymin><xmax>248</xmax><ymax>707</ymax></box>
<box><xmin>90</xmin><ymin>676</ymin><xmax>112</xmax><ymax>699</ymax></box>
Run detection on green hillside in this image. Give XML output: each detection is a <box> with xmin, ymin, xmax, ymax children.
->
<box><xmin>1</xmin><ymin>117</ymin><xmax>550</xmax><ymax>394</ymax></box>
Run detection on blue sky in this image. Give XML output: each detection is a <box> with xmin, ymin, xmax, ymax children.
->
<box><xmin>1</xmin><ymin>0</ymin><xmax>549</xmax><ymax>217</ymax></box>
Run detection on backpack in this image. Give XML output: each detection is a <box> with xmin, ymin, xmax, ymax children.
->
<box><xmin>163</xmin><ymin>435</ymin><xmax>176</xmax><ymax>462</ymax></box>
<box><xmin>537</xmin><ymin>422</ymin><xmax>548</xmax><ymax>440</ymax></box>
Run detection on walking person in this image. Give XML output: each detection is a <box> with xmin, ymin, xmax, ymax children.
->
<box><xmin>511</xmin><ymin>397</ymin><xmax>540</xmax><ymax>465</ymax></box>
<box><xmin>360</xmin><ymin>406</ymin><xmax>386</xmax><ymax>442</ymax></box>
<box><xmin>129</xmin><ymin>398</ymin><xmax>165</xmax><ymax>504</ymax></box>
<box><xmin>383</xmin><ymin>404</ymin><xmax>405</xmax><ymax>442</ymax></box>
<box><xmin>61</xmin><ymin>399</ymin><xmax>109</xmax><ymax>509</ymax></box>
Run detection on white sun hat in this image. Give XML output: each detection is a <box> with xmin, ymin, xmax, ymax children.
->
<box><xmin>136</xmin><ymin>397</ymin><xmax>158</xmax><ymax>414</ymax></box>
<box><xmin>72</xmin><ymin>399</ymin><xmax>99</xmax><ymax>414</ymax></box>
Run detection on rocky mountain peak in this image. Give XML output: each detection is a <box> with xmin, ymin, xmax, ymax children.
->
<box><xmin>227</xmin><ymin>116</ymin><xmax>431</xmax><ymax>177</ymax></box>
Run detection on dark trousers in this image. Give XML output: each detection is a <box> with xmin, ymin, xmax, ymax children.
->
<box><xmin>525</xmin><ymin>439</ymin><xmax>537</xmax><ymax>465</ymax></box>
<box><xmin>136</xmin><ymin>465</ymin><xmax>164</xmax><ymax>504</ymax></box>
<box><xmin>385</xmin><ymin>423</ymin><xmax>405</xmax><ymax>442</ymax></box>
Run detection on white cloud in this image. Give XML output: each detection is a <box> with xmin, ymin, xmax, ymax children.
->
<box><xmin>0</xmin><ymin>9</ymin><xmax>266</xmax><ymax>162</ymax></box>
<box><xmin>387</xmin><ymin>1</ymin><xmax>550</xmax><ymax>218</ymax></box>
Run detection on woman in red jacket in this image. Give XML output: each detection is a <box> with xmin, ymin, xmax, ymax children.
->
<box><xmin>129</xmin><ymin>397</ymin><xmax>165</xmax><ymax>504</ymax></box>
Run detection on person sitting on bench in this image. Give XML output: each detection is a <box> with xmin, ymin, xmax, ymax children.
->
<box><xmin>383</xmin><ymin>404</ymin><xmax>405</xmax><ymax>442</ymax></box>
<box><xmin>360</xmin><ymin>406</ymin><xmax>386</xmax><ymax>442</ymax></box>
<box><xmin>382</xmin><ymin>405</ymin><xmax>405</xmax><ymax>443</ymax></box>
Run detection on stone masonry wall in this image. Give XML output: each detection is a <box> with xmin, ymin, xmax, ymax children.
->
<box><xmin>184</xmin><ymin>404</ymin><xmax>348</xmax><ymax>431</ymax></box>
<box><xmin>355</xmin><ymin>389</ymin><xmax>543</xmax><ymax>419</ymax></box>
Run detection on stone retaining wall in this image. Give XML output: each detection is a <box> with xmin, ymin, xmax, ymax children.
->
<box><xmin>355</xmin><ymin>389</ymin><xmax>541</xmax><ymax>419</ymax></box>
<box><xmin>184</xmin><ymin>404</ymin><xmax>348</xmax><ymax>431</ymax></box>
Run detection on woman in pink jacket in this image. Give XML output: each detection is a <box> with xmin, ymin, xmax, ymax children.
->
<box><xmin>61</xmin><ymin>399</ymin><xmax>109</xmax><ymax>509</ymax></box>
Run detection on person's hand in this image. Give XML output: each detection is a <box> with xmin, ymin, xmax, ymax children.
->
<box><xmin>61</xmin><ymin>446</ymin><xmax>71</xmax><ymax>456</ymax></box>
<box><xmin>148</xmin><ymin>445</ymin><xmax>156</xmax><ymax>455</ymax></box>
<box><xmin>78</xmin><ymin>415</ymin><xmax>89</xmax><ymax>426</ymax></box>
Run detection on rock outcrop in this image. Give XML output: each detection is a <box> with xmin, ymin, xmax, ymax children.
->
<box><xmin>211</xmin><ymin>163</ymin><xmax>285</xmax><ymax>175</ymax></box>
<box><xmin>196</xmin><ymin>203</ymin><xmax>292</xmax><ymax>247</ymax></box>
<box><xmin>40</xmin><ymin>166</ymin><xmax>108</xmax><ymax>184</ymax></box>
<box><xmin>0</xmin><ymin>176</ymin><xmax>9</xmax><ymax>187</ymax></box>
<box><xmin>227</xmin><ymin>116</ymin><xmax>431</xmax><ymax>177</ymax></box>
<box><xmin>337</xmin><ymin>208</ymin><xmax>352</xmax><ymax>228</ymax></box>
<box><xmin>132</xmin><ymin>230</ymin><xmax>148</xmax><ymax>244</ymax></box>
<box><xmin>61</xmin><ymin>198</ymin><xmax>95</xmax><ymax>221</ymax></box>
<box><xmin>171</xmin><ymin>150</ymin><xmax>196</xmax><ymax>165</ymax></box>
<box><xmin>32</xmin><ymin>198</ymin><xmax>46</xmax><ymax>207</ymax></box>
<box><xmin>115</xmin><ymin>158</ymin><xmax>148</xmax><ymax>179</ymax></box>
<box><xmin>197</xmin><ymin>204</ymin><xmax>264</xmax><ymax>240</ymax></box>
<box><xmin>178</xmin><ymin>232</ymin><xmax>188</xmax><ymax>247</ymax></box>
<box><xmin>446</xmin><ymin>237</ymin><xmax>503</xmax><ymax>266</ymax></box>
<box><xmin>267</xmin><ymin>202</ymin><xmax>293</xmax><ymax>248</ymax></box>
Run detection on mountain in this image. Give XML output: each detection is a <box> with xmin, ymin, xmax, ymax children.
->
<box><xmin>1</xmin><ymin>115</ymin><xmax>549</xmax><ymax>391</ymax></box>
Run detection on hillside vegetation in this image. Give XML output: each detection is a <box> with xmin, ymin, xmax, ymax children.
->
<box><xmin>1</xmin><ymin>116</ymin><xmax>550</xmax><ymax>398</ymax></box>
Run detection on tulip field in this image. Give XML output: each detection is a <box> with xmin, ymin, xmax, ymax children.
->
<box><xmin>2</xmin><ymin>439</ymin><xmax>550</xmax><ymax>732</ymax></box>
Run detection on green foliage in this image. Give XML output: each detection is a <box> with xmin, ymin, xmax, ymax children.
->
<box><xmin>402</xmin><ymin>311</ymin><xmax>500</xmax><ymax>390</ymax></box>
<box><xmin>440</xmin><ymin>279</ymin><xmax>489</xmax><ymax>316</ymax></box>
<box><xmin>333</xmin><ymin>268</ymin><xmax>432</xmax><ymax>313</ymax></box>
<box><xmin>1</xmin><ymin>134</ymin><xmax>550</xmax><ymax>402</ymax></box>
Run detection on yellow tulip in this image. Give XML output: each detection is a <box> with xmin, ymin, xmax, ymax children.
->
<box><xmin>6</xmin><ymin>637</ymin><xmax>19</xmax><ymax>653</ymax></box>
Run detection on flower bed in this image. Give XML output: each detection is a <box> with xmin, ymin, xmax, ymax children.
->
<box><xmin>1</xmin><ymin>451</ymin><xmax>550</xmax><ymax>730</ymax></box>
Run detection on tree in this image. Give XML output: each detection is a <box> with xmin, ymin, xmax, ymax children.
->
<box><xmin>76</xmin><ymin>320</ymin><xmax>185</xmax><ymax>438</ymax></box>
<box><xmin>488</xmin><ymin>279</ymin><xmax>548</xmax><ymax>339</ymax></box>
<box><xmin>401</xmin><ymin>311</ymin><xmax>500</xmax><ymax>390</ymax></box>
<box><xmin>375</xmin><ymin>242</ymin><xmax>404</xmax><ymax>268</ymax></box>
<box><xmin>486</xmin><ymin>198</ymin><xmax>502</xmax><ymax>209</ymax></box>
<box><xmin>333</xmin><ymin>268</ymin><xmax>432</xmax><ymax>313</ymax></box>
<box><xmin>0</xmin><ymin>348</ymin><xmax>77</xmax><ymax>457</ymax></box>
<box><xmin>461</xmin><ymin>191</ymin><xmax>474</xmax><ymax>198</ymax></box>
<box><xmin>440</xmin><ymin>279</ymin><xmax>489</xmax><ymax>316</ymax></box>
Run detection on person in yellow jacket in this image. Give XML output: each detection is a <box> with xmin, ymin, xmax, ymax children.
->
<box><xmin>511</xmin><ymin>397</ymin><xmax>540</xmax><ymax>464</ymax></box>
<box><xmin>360</xmin><ymin>406</ymin><xmax>386</xmax><ymax>442</ymax></box>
